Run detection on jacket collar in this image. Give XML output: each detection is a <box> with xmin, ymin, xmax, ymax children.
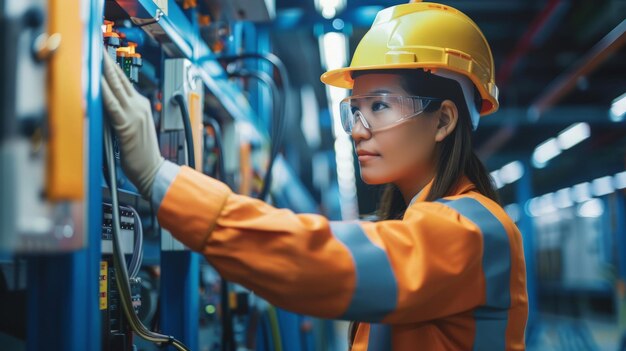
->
<box><xmin>408</xmin><ymin>176</ymin><xmax>476</xmax><ymax>207</ymax></box>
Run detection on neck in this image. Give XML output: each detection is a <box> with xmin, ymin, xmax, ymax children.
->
<box><xmin>395</xmin><ymin>170</ymin><xmax>435</xmax><ymax>205</ymax></box>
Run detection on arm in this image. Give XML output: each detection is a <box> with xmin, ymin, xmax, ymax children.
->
<box><xmin>154</xmin><ymin>163</ymin><xmax>496</xmax><ymax>324</ymax></box>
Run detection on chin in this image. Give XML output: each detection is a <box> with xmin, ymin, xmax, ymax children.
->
<box><xmin>359</xmin><ymin>169</ymin><xmax>394</xmax><ymax>185</ymax></box>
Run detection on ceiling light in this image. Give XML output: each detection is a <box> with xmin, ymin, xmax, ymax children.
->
<box><xmin>591</xmin><ymin>176</ymin><xmax>614</xmax><ymax>197</ymax></box>
<box><xmin>577</xmin><ymin>198</ymin><xmax>604</xmax><ymax>218</ymax></box>
<box><xmin>610</xmin><ymin>92</ymin><xmax>626</xmax><ymax>122</ymax></box>
<box><xmin>557</xmin><ymin>123</ymin><xmax>590</xmax><ymax>150</ymax></box>
<box><xmin>532</xmin><ymin>138</ymin><xmax>561</xmax><ymax>167</ymax></box>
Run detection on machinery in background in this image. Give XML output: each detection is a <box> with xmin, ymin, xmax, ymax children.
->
<box><xmin>161</xmin><ymin>58</ymin><xmax>205</xmax><ymax>251</ymax></box>
<box><xmin>0</xmin><ymin>0</ymin><xmax>334</xmax><ymax>350</ymax></box>
<box><xmin>0</xmin><ymin>0</ymin><xmax>86</xmax><ymax>253</ymax></box>
<box><xmin>100</xmin><ymin>203</ymin><xmax>142</xmax><ymax>351</ymax></box>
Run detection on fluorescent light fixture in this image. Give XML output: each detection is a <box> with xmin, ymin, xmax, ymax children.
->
<box><xmin>527</xmin><ymin>194</ymin><xmax>557</xmax><ymax>217</ymax></box>
<box><xmin>328</xmin><ymin>86</ymin><xmax>347</xmax><ymax>138</ymax></box>
<box><xmin>316</xmin><ymin>0</ymin><xmax>345</xmax><ymax>19</ymax></box>
<box><xmin>610</xmin><ymin>92</ymin><xmax>626</xmax><ymax>122</ymax></box>
<box><xmin>577</xmin><ymin>198</ymin><xmax>604</xmax><ymax>218</ymax></box>
<box><xmin>539</xmin><ymin>193</ymin><xmax>557</xmax><ymax>215</ymax></box>
<box><xmin>554</xmin><ymin>188</ymin><xmax>573</xmax><ymax>209</ymax></box>
<box><xmin>614</xmin><ymin>171</ymin><xmax>626</xmax><ymax>189</ymax></box>
<box><xmin>504</xmin><ymin>203</ymin><xmax>521</xmax><ymax>222</ymax></box>
<box><xmin>499</xmin><ymin>161</ymin><xmax>524</xmax><ymax>185</ymax></box>
<box><xmin>322</xmin><ymin>7</ymin><xmax>336</xmax><ymax>19</ymax></box>
<box><xmin>531</xmin><ymin>123</ymin><xmax>592</xmax><ymax>168</ymax></box>
<box><xmin>320</xmin><ymin>32</ymin><xmax>347</xmax><ymax>71</ymax></box>
<box><xmin>571</xmin><ymin>182</ymin><xmax>592</xmax><ymax>203</ymax></box>
<box><xmin>525</xmin><ymin>197</ymin><xmax>541</xmax><ymax>217</ymax></box>
<box><xmin>591</xmin><ymin>176</ymin><xmax>614</xmax><ymax>197</ymax></box>
<box><xmin>532</xmin><ymin>138</ymin><xmax>561</xmax><ymax>167</ymax></box>
<box><xmin>333</xmin><ymin>136</ymin><xmax>359</xmax><ymax>220</ymax></box>
<box><xmin>491</xmin><ymin>170</ymin><xmax>504</xmax><ymax>189</ymax></box>
<box><xmin>557</xmin><ymin>123</ymin><xmax>590</xmax><ymax>150</ymax></box>
<box><xmin>318</xmin><ymin>30</ymin><xmax>356</xmax><ymax>219</ymax></box>
<box><xmin>300</xmin><ymin>85</ymin><xmax>321</xmax><ymax>149</ymax></box>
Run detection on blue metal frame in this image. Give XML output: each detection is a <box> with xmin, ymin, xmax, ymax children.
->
<box><xmin>115</xmin><ymin>0</ymin><xmax>266</xmax><ymax>139</ymax></box>
<box><xmin>26</xmin><ymin>0</ymin><xmax>104</xmax><ymax>350</ymax></box>
<box><xmin>160</xmin><ymin>251</ymin><xmax>200</xmax><ymax>351</ymax></box>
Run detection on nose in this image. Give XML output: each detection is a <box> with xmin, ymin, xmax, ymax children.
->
<box><xmin>350</xmin><ymin>112</ymin><xmax>371</xmax><ymax>142</ymax></box>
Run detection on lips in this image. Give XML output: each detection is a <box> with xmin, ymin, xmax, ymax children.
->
<box><xmin>356</xmin><ymin>149</ymin><xmax>380</xmax><ymax>163</ymax></box>
<box><xmin>356</xmin><ymin>149</ymin><xmax>379</xmax><ymax>157</ymax></box>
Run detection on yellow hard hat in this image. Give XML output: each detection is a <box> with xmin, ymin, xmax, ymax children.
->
<box><xmin>320</xmin><ymin>1</ymin><xmax>499</xmax><ymax>116</ymax></box>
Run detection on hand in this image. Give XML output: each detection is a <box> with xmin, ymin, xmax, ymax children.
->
<box><xmin>101</xmin><ymin>52</ymin><xmax>164</xmax><ymax>198</ymax></box>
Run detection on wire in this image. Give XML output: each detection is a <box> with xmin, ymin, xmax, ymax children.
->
<box><xmin>172</xmin><ymin>93</ymin><xmax>196</xmax><ymax>169</ymax></box>
<box><xmin>218</xmin><ymin>53</ymin><xmax>290</xmax><ymax>350</ymax></box>
<box><xmin>204</xmin><ymin>117</ymin><xmax>225</xmax><ymax>181</ymax></box>
<box><xmin>100</xmin><ymin>194</ymin><xmax>141</xmax><ymax>278</ymax></box>
<box><xmin>219</xmin><ymin>53</ymin><xmax>290</xmax><ymax>200</ymax></box>
<box><xmin>218</xmin><ymin>53</ymin><xmax>290</xmax><ymax>94</ymax></box>
<box><xmin>103</xmin><ymin>120</ymin><xmax>190</xmax><ymax>351</ymax></box>
<box><xmin>227</xmin><ymin>69</ymin><xmax>284</xmax><ymax>200</ymax></box>
<box><xmin>220</xmin><ymin>280</ymin><xmax>235</xmax><ymax>351</ymax></box>
<box><xmin>201</xmin><ymin>117</ymin><xmax>235</xmax><ymax>351</ymax></box>
<box><xmin>227</xmin><ymin>70</ymin><xmax>278</xmax><ymax>129</ymax></box>
<box><xmin>267</xmin><ymin>306</ymin><xmax>283</xmax><ymax>351</ymax></box>
<box><xmin>127</xmin><ymin>205</ymin><xmax>144</xmax><ymax>279</ymax></box>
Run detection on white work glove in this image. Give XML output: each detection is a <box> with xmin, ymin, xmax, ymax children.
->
<box><xmin>101</xmin><ymin>52</ymin><xmax>164</xmax><ymax>198</ymax></box>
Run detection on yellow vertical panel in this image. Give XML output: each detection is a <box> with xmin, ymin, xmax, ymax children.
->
<box><xmin>99</xmin><ymin>261</ymin><xmax>108</xmax><ymax>310</ymax></box>
<box><xmin>46</xmin><ymin>0</ymin><xmax>84</xmax><ymax>200</ymax></box>
<box><xmin>188</xmin><ymin>92</ymin><xmax>203</xmax><ymax>171</ymax></box>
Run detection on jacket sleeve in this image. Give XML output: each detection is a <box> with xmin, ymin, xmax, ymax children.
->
<box><xmin>152</xmin><ymin>162</ymin><xmax>507</xmax><ymax>324</ymax></box>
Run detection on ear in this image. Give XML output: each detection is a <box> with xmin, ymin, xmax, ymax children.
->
<box><xmin>434</xmin><ymin>100</ymin><xmax>459</xmax><ymax>142</ymax></box>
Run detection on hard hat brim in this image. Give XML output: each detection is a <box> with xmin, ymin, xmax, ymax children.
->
<box><xmin>321</xmin><ymin>63</ymin><xmax>499</xmax><ymax>116</ymax></box>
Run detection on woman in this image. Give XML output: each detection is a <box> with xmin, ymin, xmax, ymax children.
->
<box><xmin>102</xmin><ymin>1</ymin><xmax>528</xmax><ymax>350</ymax></box>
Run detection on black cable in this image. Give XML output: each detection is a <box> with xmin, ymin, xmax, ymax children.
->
<box><xmin>219</xmin><ymin>54</ymin><xmax>290</xmax><ymax>349</ymax></box>
<box><xmin>218</xmin><ymin>53</ymin><xmax>290</xmax><ymax>93</ymax></box>
<box><xmin>227</xmin><ymin>69</ymin><xmax>284</xmax><ymax>200</ymax></box>
<box><xmin>103</xmin><ymin>120</ymin><xmax>190</xmax><ymax>351</ymax></box>
<box><xmin>228</xmin><ymin>70</ymin><xmax>278</xmax><ymax>129</ymax></box>
<box><xmin>172</xmin><ymin>93</ymin><xmax>195</xmax><ymax>169</ymax></box>
<box><xmin>220</xmin><ymin>279</ymin><xmax>235</xmax><ymax>351</ymax></box>
<box><xmin>204</xmin><ymin>117</ymin><xmax>226</xmax><ymax>181</ymax></box>
<box><xmin>201</xmin><ymin>116</ymin><xmax>235</xmax><ymax>351</ymax></box>
<box><xmin>220</xmin><ymin>54</ymin><xmax>289</xmax><ymax>149</ymax></box>
<box><xmin>219</xmin><ymin>53</ymin><xmax>290</xmax><ymax>200</ymax></box>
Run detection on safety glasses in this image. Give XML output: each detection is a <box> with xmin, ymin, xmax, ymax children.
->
<box><xmin>339</xmin><ymin>94</ymin><xmax>442</xmax><ymax>133</ymax></box>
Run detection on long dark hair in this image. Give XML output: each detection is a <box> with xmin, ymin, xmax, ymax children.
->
<box><xmin>348</xmin><ymin>69</ymin><xmax>499</xmax><ymax>347</ymax></box>
<box><xmin>357</xmin><ymin>69</ymin><xmax>499</xmax><ymax>220</ymax></box>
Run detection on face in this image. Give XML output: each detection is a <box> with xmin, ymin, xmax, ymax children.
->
<box><xmin>350</xmin><ymin>73</ymin><xmax>442</xmax><ymax>186</ymax></box>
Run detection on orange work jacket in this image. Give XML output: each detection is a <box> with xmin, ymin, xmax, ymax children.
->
<box><xmin>151</xmin><ymin>161</ymin><xmax>528</xmax><ymax>350</ymax></box>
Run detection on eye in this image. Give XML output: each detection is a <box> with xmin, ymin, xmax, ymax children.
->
<box><xmin>350</xmin><ymin>105</ymin><xmax>359</xmax><ymax>114</ymax></box>
<box><xmin>371</xmin><ymin>101</ymin><xmax>389</xmax><ymax>112</ymax></box>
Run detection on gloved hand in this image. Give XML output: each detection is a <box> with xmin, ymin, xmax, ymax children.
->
<box><xmin>101</xmin><ymin>52</ymin><xmax>164</xmax><ymax>198</ymax></box>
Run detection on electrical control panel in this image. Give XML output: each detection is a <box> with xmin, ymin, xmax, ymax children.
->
<box><xmin>101</xmin><ymin>203</ymin><xmax>135</xmax><ymax>255</ymax></box>
<box><xmin>100</xmin><ymin>257</ymin><xmax>142</xmax><ymax>351</ymax></box>
<box><xmin>161</xmin><ymin>58</ymin><xmax>205</xmax><ymax>251</ymax></box>
<box><xmin>0</xmin><ymin>0</ymin><xmax>324</xmax><ymax>349</ymax></box>
<box><xmin>100</xmin><ymin>203</ymin><xmax>141</xmax><ymax>351</ymax></box>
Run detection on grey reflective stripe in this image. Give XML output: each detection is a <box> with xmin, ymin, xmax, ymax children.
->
<box><xmin>438</xmin><ymin>198</ymin><xmax>511</xmax><ymax>351</ymax></box>
<box><xmin>151</xmin><ymin>160</ymin><xmax>181</xmax><ymax>211</ymax></box>
<box><xmin>367</xmin><ymin>324</ymin><xmax>392</xmax><ymax>351</ymax></box>
<box><xmin>330</xmin><ymin>222</ymin><xmax>398</xmax><ymax>322</ymax></box>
